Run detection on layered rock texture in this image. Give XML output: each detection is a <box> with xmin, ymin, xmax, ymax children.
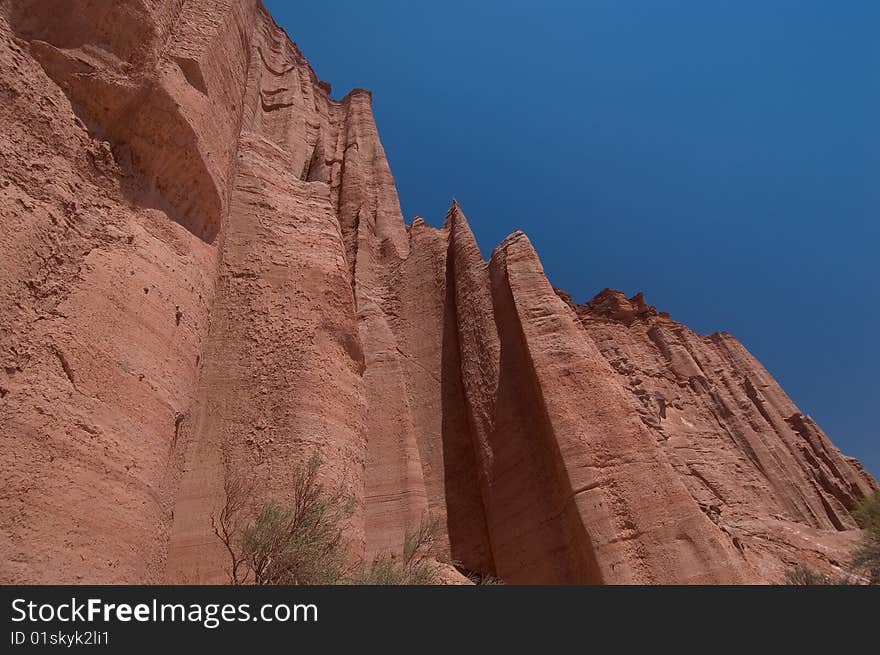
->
<box><xmin>0</xmin><ymin>1</ymin><xmax>874</xmax><ymax>584</ymax></box>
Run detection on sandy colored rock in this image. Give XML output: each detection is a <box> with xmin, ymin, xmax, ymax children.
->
<box><xmin>0</xmin><ymin>1</ymin><xmax>874</xmax><ymax>584</ymax></box>
<box><xmin>562</xmin><ymin>288</ymin><xmax>876</xmax><ymax>580</ymax></box>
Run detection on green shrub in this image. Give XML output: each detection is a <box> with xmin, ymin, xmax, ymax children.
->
<box><xmin>852</xmin><ymin>492</ymin><xmax>880</xmax><ymax>584</ymax></box>
<box><xmin>475</xmin><ymin>575</ymin><xmax>504</xmax><ymax>585</ymax></box>
<box><xmin>783</xmin><ymin>565</ymin><xmax>839</xmax><ymax>586</ymax></box>
<box><xmin>354</xmin><ymin>516</ymin><xmax>439</xmax><ymax>585</ymax></box>
<box><xmin>784</xmin><ymin>492</ymin><xmax>880</xmax><ymax>585</ymax></box>
<box><xmin>212</xmin><ymin>455</ymin><xmax>352</xmax><ymax>585</ymax></box>
<box><xmin>212</xmin><ymin>455</ymin><xmax>439</xmax><ymax>585</ymax></box>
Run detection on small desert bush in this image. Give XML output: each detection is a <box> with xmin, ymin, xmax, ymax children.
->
<box><xmin>354</xmin><ymin>516</ymin><xmax>439</xmax><ymax>585</ymax></box>
<box><xmin>212</xmin><ymin>454</ymin><xmax>353</xmax><ymax>584</ymax></box>
<box><xmin>784</xmin><ymin>491</ymin><xmax>880</xmax><ymax>586</ymax></box>
<box><xmin>467</xmin><ymin>574</ymin><xmax>504</xmax><ymax>585</ymax></box>
<box><xmin>212</xmin><ymin>455</ymin><xmax>439</xmax><ymax>585</ymax></box>
<box><xmin>474</xmin><ymin>575</ymin><xmax>504</xmax><ymax>585</ymax></box>
<box><xmin>783</xmin><ymin>565</ymin><xmax>842</xmax><ymax>586</ymax></box>
<box><xmin>851</xmin><ymin>492</ymin><xmax>880</xmax><ymax>584</ymax></box>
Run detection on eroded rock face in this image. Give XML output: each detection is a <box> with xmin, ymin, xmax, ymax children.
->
<box><xmin>560</xmin><ymin>289</ymin><xmax>877</xmax><ymax>581</ymax></box>
<box><xmin>0</xmin><ymin>1</ymin><xmax>874</xmax><ymax>584</ymax></box>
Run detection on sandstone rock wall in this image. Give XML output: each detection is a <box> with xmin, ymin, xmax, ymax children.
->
<box><xmin>563</xmin><ymin>289</ymin><xmax>876</xmax><ymax>580</ymax></box>
<box><xmin>0</xmin><ymin>0</ymin><xmax>874</xmax><ymax>584</ymax></box>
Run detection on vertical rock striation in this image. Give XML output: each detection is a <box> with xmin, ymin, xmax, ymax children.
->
<box><xmin>0</xmin><ymin>1</ymin><xmax>874</xmax><ymax>584</ymax></box>
<box><xmin>561</xmin><ymin>289</ymin><xmax>876</xmax><ymax>580</ymax></box>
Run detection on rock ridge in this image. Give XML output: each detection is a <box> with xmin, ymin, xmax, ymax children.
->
<box><xmin>0</xmin><ymin>0</ymin><xmax>874</xmax><ymax>584</ymax></box>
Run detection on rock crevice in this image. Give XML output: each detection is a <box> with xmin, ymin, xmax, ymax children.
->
<box><xmin>0</xmin><ymin>0</ymin><xmax>874</xmax><ymax>584</ymax></box>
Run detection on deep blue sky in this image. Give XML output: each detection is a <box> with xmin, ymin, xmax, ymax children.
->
<box><xmin>265</xmin><ymin>1</ymin><xmax>878</xmax><ymax>476</ymax></box>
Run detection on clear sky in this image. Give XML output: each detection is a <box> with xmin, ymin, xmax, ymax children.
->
<box><xmin>264</xmin><ymin>0</ymin><xmax>878</xmax><ymax>476</ymax></box>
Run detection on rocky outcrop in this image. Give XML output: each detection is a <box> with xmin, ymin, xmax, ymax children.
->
<box><xmin>562</xmin><ymin>289</ymin><xmax>876</xmax><ymax>580</ymax></box>
<box><xmin>0</xmin><ymin>1</ymin><xmax>874</xmax><ymax>584</ymax></box>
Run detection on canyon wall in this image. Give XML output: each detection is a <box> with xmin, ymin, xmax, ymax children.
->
<box><xmin>0</xmin><ymin>0</ymin><xmax>874</xmax><ymax>584</ymax></box>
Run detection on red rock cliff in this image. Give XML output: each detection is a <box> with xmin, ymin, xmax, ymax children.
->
<box><xmin>0</xmin><ymin>0</ymin><xmax>874</xmax><ymax>584</ymax></box>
